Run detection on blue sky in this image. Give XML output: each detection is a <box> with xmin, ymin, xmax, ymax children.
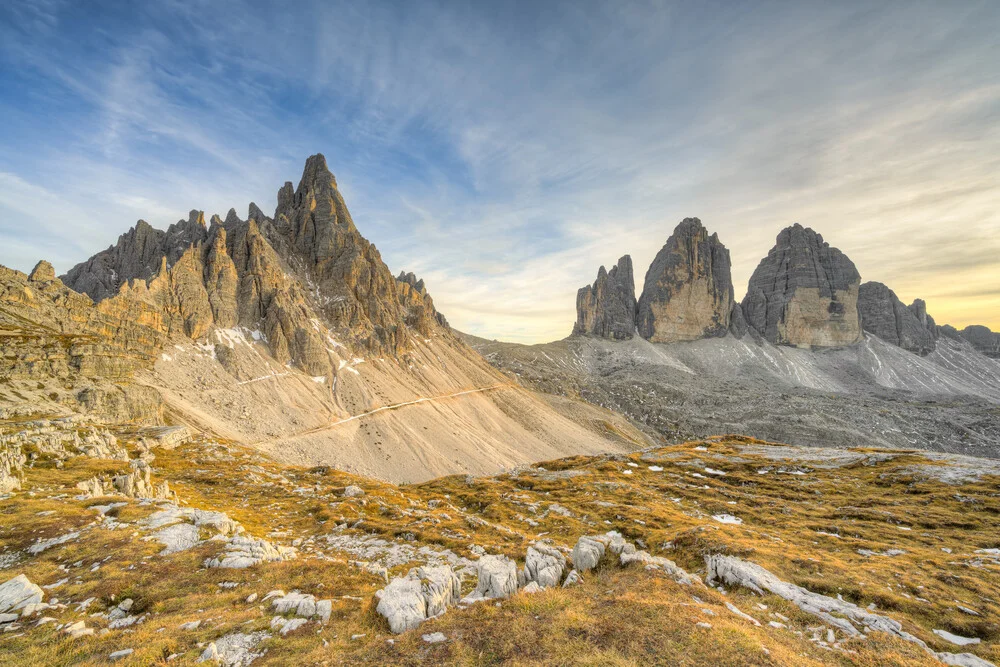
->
<box><xmin>1</xmin><ymin>1</ymin><xmax>998</xmax><ymax>342</ymax></box>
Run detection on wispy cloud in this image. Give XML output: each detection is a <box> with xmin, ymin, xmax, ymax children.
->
<box><xmin>0</xmin><ymin>0</ymin><xmax>997</xmax><ymax>340</ymax></box>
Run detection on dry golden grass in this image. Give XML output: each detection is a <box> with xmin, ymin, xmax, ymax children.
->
<box><xmin>0</xmin><ymin>422</ymin><xmax>997</xmax><ymax>666</ymax></box>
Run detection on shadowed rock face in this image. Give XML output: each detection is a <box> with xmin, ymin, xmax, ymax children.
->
<box><xmin>636</xmin><ymin>218</ymin><xmax>733</xmax><ymax>343</ymax></box>
<box><xmin>57</xmin><ymin>154</ymin><xmax>447</xmax><ymax>369</ymax></box>
<box><xmin>63</xmin><ymin>212</ymin><xmax>210</xmax><ymax>302</ymax></box>
<box><xmin>574</xmin><ymin>255</ymin><xmax>636</xmax><ymax>340</ymax></box>
<box><xmin>907</xmin><ymin>299</ymin><xmax>939</xmax><ymax>340</ymax></box>
<box><xmin>960</xmin><ymin>325</ymin><xmax>1000</xmax><ymax>359</ymax></box>
<box><xmin>858</xmin><ymin>282</ymin><xmax>936</xmax><ymax>355</ymax></box>
<box><xmin>741</xmin><ymin>224</ymin><xmax>861</xmax><ymax>348</ymax></box>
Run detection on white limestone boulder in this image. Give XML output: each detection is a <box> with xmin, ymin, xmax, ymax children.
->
<box><xmin>0</xmin><ymin>575</ymin><xmax>43</xmax><ymax>614</ymax></box>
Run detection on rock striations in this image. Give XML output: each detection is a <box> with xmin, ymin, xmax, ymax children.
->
<box><xmin>858</xmin><ymin>282</ymin><xmax>937</xmax><ymax>355</ymax></box>
<box><xmin>59</xmin><ymin>154</ymin><xmax>449</xmax><ymax>375</ymax></box>
<box><xmin>573</xmin><ymin>256</ymin><xmax>637</xmax><ymax>340</ymax></box>
<box><xmin>636</xmin><ymin>218</ymin><xmax>733</xmax><ymax>343</ymax></box>
<box><xmin>741</xmin><ymin>224</ymin><xmax>862</xmax><ymax>348</ymax></box>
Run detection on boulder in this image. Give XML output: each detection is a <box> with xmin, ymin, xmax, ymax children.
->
<box><xmin>0</xmin><ymin>575</ymin><xmax>43</xmax><ymax>613</ymax></box>
<box><xmin>573</xmin><ymin>255</ymin><xmax>637</xmax><ymax>339</ymax></box>
<box><xmin>637</xmin><ymin>218</ymin><xmax>733</xmax><ymax>343</ymax></box>
<box><xmin>742</xmin><ymin>224</ymin><xmax>861</xmax><ymax>348</ymax></box>
<box><xmin>473</xmin><ymin>554</ymin><xmax>518</xmax><ymax>600</ymax></box>
<box><xmin>374</xmin><ymin>565</ymin><xmax>461</xmax><ymax>634</ymax></box>
<box><xmin>522</xmin><ymin>544</ymin><xmax>566</xmax><ymax>589</ymax></box>
<box><xmin>375</xmin><ymin>575</ymin><xmax>426</xmax><ymax>634</ymax></box>
<box><xmin>572</xmin><ymin>531</ymin><xmax>633</xmax><ymax>572</ymax></box>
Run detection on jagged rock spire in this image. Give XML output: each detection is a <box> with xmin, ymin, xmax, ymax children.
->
<box><xmin>574</xmin><ymin>255</ymin><xmax>636</xmax><ymax>340</ymax></box>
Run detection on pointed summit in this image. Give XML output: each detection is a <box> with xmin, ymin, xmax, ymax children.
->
<box><xmin>28</xmin><ymin>260</ymin><xmax>56</xmax><ymax>283</ymax></box>
<box><xmin>636</xmin><ymin>218</ymin><xmax>733</xmax><ymax>342</ymax></box>
<box><xmin>300</xmin><ymin>153</ymin><xmax>337</xmax><ymax>190</ymax></box>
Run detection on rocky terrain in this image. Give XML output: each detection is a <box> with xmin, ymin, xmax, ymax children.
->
<box><xmin>0</xmin><ymin>412</ymin><xmax>997</xmax><ymax>666</ymax></box>
<box><xmin>2</xmin><ymin>155</ymin><xmax>646</xmax><ymax>483</ymax></box>
<box><xmin>464</xmin><ymin>331</ymin><xmax>1000</xmax><ymax>460</ymax></box>
<box><xmin>543</xmin><ymin>219</ymin><xmax>1000</xmax><ymax>461</ymax></box>
<box><xmin>1</xmin><ymin>153</ymin><xmax>998</xmax><ymax>665</ymax></box>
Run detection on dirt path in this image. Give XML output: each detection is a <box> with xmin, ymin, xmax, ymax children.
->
<box><xmin>298</xmin><ymin>383</ymin><xmax>510</xmax><ymax>435</ymax></box>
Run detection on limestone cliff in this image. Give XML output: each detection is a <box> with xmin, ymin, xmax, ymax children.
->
<box><xmin>57</xmin><ymin>155</ymin><xmax>448</xmax><ymax>373</ymax></box>
<box><xmin>397</xmin><ymin>271</ymin><xmax>450</xmax><ymax>331</ymax></box>
<box><xmin>960</xmin><ymin>325</ymin><xmax>1000</xmax><ymax>359</ymax></box>
<box><xmin>741</xmin><ymin>224</ymin><xmax>861</xmax><ymax>348</ymax></box>
<box><xmin>857</xmin><ymin>282</ymin><xmax>936</xmax><ymax>355</ymax></box>
<box><xmin>0</xmin><ymin>262</ymin><xmax>163</xmax><ymax>380</ymax></box>
<box><xmin>62</xmin><ymin>212</ymin><xmax>209</xmax><ymax>301</ymax></box>
<box><xmin>573</xmin><ymin>255</ymin><xmax>637</xmax><ymax>340</ymax></box>
<box><xmin>907</xmin><ymin>299</ymin><xmax>939</xmax><ymax>340</ymax></box>
<box><xmin>636</xmin><ymin>218</ymin><xmax>733</xmax><ymax>343</ymax></box>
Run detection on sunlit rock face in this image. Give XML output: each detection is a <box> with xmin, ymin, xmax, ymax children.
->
<box><xmin>57</xmin><ymin>154</ymin><xmax>448</xmax><ymax>371</ymax></box>
<box><xmin>742</xmin><ymin>224</ymin><xmax>861</xmax><ymax>349</ymax></box>
<box><xmin>574</xmin><ymin>255</ymin><xmax>637</xmax><ymax>340</ymax></box>
<box><xmin>858</xmin><ymin>282</ymin><xmax>936</xmax><ymax>355</ymax></box>
<box><xmin>636</xmin><ymin>218</ymin><xmax>733</xmax><ymax>343</ymax></box>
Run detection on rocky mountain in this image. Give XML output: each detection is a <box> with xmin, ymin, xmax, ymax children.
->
<box><xmin>5</xmin><ymin>154</ymin><xmax>645</xmax><ymax>483</ymax></box>
<box><xmin>61</xmin><ymin>212</ymin><xmax>210</xmax><ymax>302</ymax></box>
<box><xmin>573</xmin><ymin>255</ymin><xmax>637</xmax><ymax>339</ymax></box>
<box><xmin>857</xmin><ymin>281</ymin><xmax>937</xmax><ymax>355</ymax></box>
<box><xmin>960</xmin><ymin>325</ymin><xmax>1000</xmax><ymax>359</ymax></box>
<box><xmin>741</xmin><ymin>224</ymin><xmax>862</xmax><ymax>348</ymax></box>
<box><xmin>636</xmin><ymin>218</ymin><xmax>733</xmax><ymax>343</ymax></box>
<box><xmin>62</xmin><ymin>155</ymin><xmax>442</xmax><ymax>372</ymax></box>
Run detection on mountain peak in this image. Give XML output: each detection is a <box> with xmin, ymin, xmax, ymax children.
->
<box><xmin>299</xmin><ymin>153</ymin><xmax>337</xmax><ymax>191</ymax></box>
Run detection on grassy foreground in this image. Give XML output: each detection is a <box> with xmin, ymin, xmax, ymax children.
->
<box><xmin>1</xmin><ymin>419</ymin><xmax>998</xmax><ymax>666</ymax></box>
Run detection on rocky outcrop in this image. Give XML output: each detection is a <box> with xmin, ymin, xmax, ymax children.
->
<box><xmin>62</xmin><ymin>211</ymin><xmax>209</xmax><ymax>302</ymax></box>
<box><xmin>0</xmin><ymin>575</ymin><xmax>43</xmax><ymax>614</ymax></box>
<box><xmin>0</xmin><ymin>263</ymin><xmax>164</xmax><ymax>380</ymax></box>
<box><xmin>858</xmin><ymin>282</ymin><xmax>936</xmax><ymax>355</ymax></box>
<box><xmin>907</xmin><ymin>299</ymin><xmax>939</xmax><ymax>340</ymax></box>
<box><xmin>397</xmin><ymin>271</ymin><xmax>449</xmax><ymax>331</ymax></box>
<box><xmin>636</xmin><ymin>219</ymin><xmax>733</xmax><ymax>343</ymax></box>
<box><xmin>960</xmin><ymin>325</ymin><xmax>1000</xmax><ymax>359</ymax></box>
<box><xmin>742</xmin><ymin>224</ymin><xmax>862</xmax><ymax>348</ymax></box>
<box><xmin>573</xmin><ymin>255</ymin><xmax>637</xmax><ymax>339</ymax></box>
<box><xmin>705</xmin><ymin>555</ymin><xmax>990</xmax><ymax>666</ymax></box>
<box><xmin>56</xmin><ymin>155</ymin><xmax>448</xmax><ymax>372</ymax></box>
<box><xmin>729</xmin><ymin>302</ymin><xmax>749</xmax><ymax>338</ymax></box>
<box><xmin>374</xmin><ymin>565</ymin><xmax>462</xmax><ymax>634</ymax></box>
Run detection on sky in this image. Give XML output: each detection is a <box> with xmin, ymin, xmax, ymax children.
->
<box><xmin>0</xmin><ymin>1</ymin><xmax>997</xmax><ymax>343</ymax></box>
